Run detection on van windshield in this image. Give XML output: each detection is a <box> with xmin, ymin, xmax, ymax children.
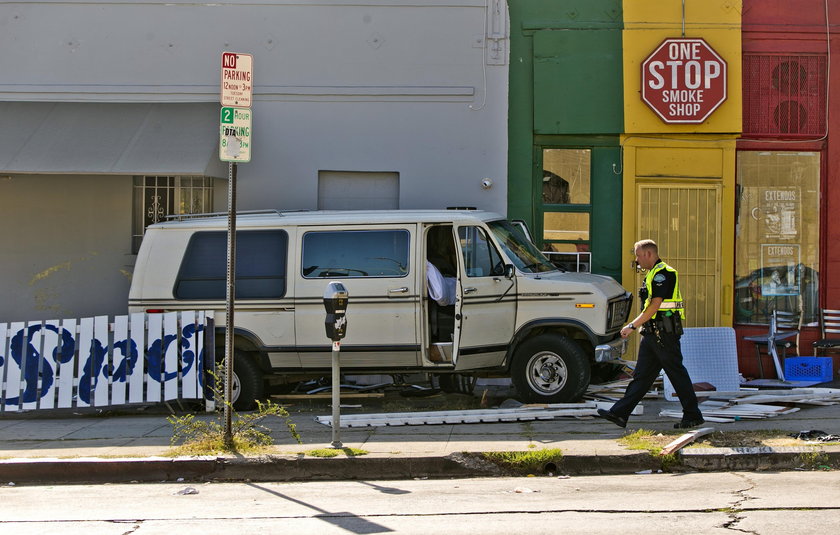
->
<box><xmin>487</xmin><ymin>220</ymin><xmax>558</xmax><ymax>274</ymax></box>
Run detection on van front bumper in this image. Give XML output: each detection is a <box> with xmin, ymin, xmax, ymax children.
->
<box><xmin>594</xmin><ymin>337</ymin><xmax>627</xmax><ymax>363</ymax></box>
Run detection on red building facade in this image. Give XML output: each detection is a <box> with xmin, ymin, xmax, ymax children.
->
<box><xmin>735</xmin><ymin>0</ymin><xmax>840</xmax><ymax>378</ymax></box>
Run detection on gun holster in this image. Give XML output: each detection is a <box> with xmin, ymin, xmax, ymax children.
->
<box><xmin>657</xmin><ymin>313</ymin><xmax>683</xmax><ymax>336</ymax></box>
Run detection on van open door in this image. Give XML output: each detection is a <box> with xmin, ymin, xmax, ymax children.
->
<box><xmin>451</xmin><ymin>224</ymin><xmax>516</xmax><ymax>370</ymax></box>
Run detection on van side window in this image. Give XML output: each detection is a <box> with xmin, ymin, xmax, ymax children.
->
<box><xmin>175</xmin><ymin>230</ymin><xmax>288</xmax><ymax>299</ymax></box>
<box><xmin>458</xmin><ymin>226</ymin><xmax>504</xmax><ymax>277</ymax></box>
<box><xmin>302</xmin><ymin>230</ymin><xmax>409</xmax><ymax>278</ymax></box>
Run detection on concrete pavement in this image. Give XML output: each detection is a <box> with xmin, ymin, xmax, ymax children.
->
<box><xmin>1</xmin><ymin>394</ymin><xmax>839</xmax><ymax>484</ymax></box>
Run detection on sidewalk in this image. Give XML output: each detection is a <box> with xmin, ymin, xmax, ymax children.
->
<box><xmin>1</xmin><ymin>395</ymin><xmax>839</xmax><ymax>484</ymax></box>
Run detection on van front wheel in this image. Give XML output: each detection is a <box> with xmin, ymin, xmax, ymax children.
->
<box><xmin>511</xmin><ymin>334</ymin><xmax>590</xmax><ymax>403</ymax></box>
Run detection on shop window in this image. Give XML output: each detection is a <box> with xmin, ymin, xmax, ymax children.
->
<box><xmin>132</xmin><ymin>176</ymin><xmax>214</xmax><ymax>253</ymax></box>
<box><xmin>541</xmin><ymin>148</ymin><xmax>591</xmax><ymax>272</ymax></box>
<box><xmin>743</xmin><ymin>55</ymin><xmax>826</xmax><ymax>137</ymax></box>
<box><xmin>735</xmin><ymin>152</ymin><xmax>820</xmax><ymax>325</ymax></box>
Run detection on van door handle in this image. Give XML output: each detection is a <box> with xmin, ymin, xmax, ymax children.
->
<box><xmin>388</xmin><ymin>287</ymin><xmax>409</xmax><ymax>294</ymax></box>
<box><xmin>464</xmin><ymin>287</ymin><xmax>477</xmax><ymax>294</ymax></box>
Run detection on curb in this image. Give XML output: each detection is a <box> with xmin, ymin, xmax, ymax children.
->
<box><xmin>678</xmin><ymin>446</ymin><xmax>840</xmax><ymax>471</ymax></box>
<box><xmin>2</xmin><ymin>449</ymin><xmax>836</xmax><ymax>485</ymax></box>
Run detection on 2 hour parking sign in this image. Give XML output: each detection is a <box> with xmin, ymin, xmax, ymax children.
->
<box><xmin>641</xmin><ymin>38</ymin><xmax>727</xmax><ymax>124</ymax></box>
<box><xmin>220</xmin><ymin>106</ymin><xmax>251</xmax><ymax>163</ymax></box>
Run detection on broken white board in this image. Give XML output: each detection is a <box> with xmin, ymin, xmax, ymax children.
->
<box><xmin>664</xmin><ymin>327</ymin><xmax>740</xmax><ymax>401</ymax></box>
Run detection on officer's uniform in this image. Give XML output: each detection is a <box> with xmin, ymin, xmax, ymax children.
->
<box><xmin>609</xmin><ymin>260</ymin><xmax>703</xmax><ymax>423</ymax></box>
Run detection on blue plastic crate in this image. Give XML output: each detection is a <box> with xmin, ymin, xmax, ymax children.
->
<box><xmin>784</xmin><ymin>357</ymin><xmax>834</xmax><ymax>382</ymax></box>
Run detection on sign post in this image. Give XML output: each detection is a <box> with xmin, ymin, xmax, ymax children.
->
<box><xmin>219</xmin><ymin>52</ymin><xmax>253</xmax><ymax>447</ymax></box>
<box><xmin>641</xmin><ymin>38</ymin><xmax>727</xmax><ymax>124</ymax></box>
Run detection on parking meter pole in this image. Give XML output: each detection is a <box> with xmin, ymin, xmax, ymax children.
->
<box><xmin>330</xmin><ymin>341</ymin><xmax>342</xmax><ymax>448</ymax></box>
<box><xmin>223</xmin><ymin>161</ymin><xmax>237</xmax><ymax>448</ymax></box>
<box><xmin>323</xmin><ymin>281</ymin><xmax>348</xmax><ymax>450</ymax></box>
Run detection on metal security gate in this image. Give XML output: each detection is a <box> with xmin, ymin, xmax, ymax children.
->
<box><xmin>0</xmin><ymin>311</ymin><xmax>214</xmax><ymax>412</ymax></box>
<box><xmin>637</xmin><ymin>184</ymin><xmax>722</xmax><ymax>328</ymax></box>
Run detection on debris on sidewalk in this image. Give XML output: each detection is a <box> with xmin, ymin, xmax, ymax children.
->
<box><xmin>660</xmin><ymin>400</ymin><xmax>799</xmax><ymax>422</ymax></box>
<box><xmin>789</xmin><ymin>430</ymin><xmax>840</xmax><ymax>442</ymax></box>
<box><xmin>585</xmin><ymin>371</ymin><xmax>662</xmax><ymax>401</ymax></box>
<box><xmin>315</xmin><ymin>401</ymin><xmax>644</xmax><ymax>427</ymax></box>
<box><xmin>173</xmin><ymin>487</ymin><xmax>199</xmax><ymax>495</ymax></box>
<box><xmin>659</xmin><ymin>427</ymin><xmax>715</xmax><ymax>456</ymax></box>
<box><xmin>659</xmin><ymin>388</ymin><xmax>840</xmax><ymax>422</ymax></box>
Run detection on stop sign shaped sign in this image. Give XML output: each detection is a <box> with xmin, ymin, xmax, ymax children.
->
<box><xmin>641</xmin><ymin>38</ymin><xmax>727</xmax><ymax>124</ymax></box>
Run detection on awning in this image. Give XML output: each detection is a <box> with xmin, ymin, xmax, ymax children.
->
<box><xmin>0</xmin><ymin>102</ymin><xmax>227</xmax><ymax>178</ymax></box>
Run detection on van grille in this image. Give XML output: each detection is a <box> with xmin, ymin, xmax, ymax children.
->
<box><xmin>607</xmin><ymin>295</ymin><xmax>633</xmax><ymax>331</ymax></box>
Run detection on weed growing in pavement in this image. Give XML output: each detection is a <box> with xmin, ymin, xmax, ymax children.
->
<box><xmin>481</xmin><ymin>448</ymin><xmax>563</xmax><ymax>475</ymax></box>
<box><xmin>306</xmin><ymin>447</ymin><xmax>369</xmax><ymax>458</ymax></box>
<box><xmin>618</xmin><ymin>429</ymin><xmax>671</xmax><ymax>455</ymax></box>
<box><xmin>166</xmin><ymin>371</ymin><xmax>301</xmax><ymax>456</ymax></box>
<box><xmin>618</xmin><ymin>429</ymin><xmax>680</xmax><ymax>471</ymax></box>
<box><xmin>797</xmin><ymin>450</ymin><xmax>833</xmax><ymax>471</ymax></box>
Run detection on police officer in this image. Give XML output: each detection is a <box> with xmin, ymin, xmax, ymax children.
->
<box><xmin>597</xmin><ymin>239</ymin><xmax>704</xmax><ymax>429</ymax></box>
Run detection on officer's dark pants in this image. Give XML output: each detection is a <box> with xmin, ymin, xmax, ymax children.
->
<box><xmin>610</xmin><ymin>332</ymin><xmax>702</xmax><ymax>421</ymax></box>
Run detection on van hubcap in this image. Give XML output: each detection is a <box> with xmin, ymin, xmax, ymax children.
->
<box><xmin>526</xmin><ymin>352</ymin><xmax>567</xmax><ymax>394</ymax></box>
<box><xmin>215</xmin><ymin>368</ymin><xmax>241</xmax><ymax>403</ymax></box>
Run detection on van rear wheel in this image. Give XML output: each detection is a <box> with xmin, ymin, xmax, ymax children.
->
<box><xmin>214</xmin><ymin>350</ymin><xmax>264</xmax><ymax>410</ymax></box>
<box><xmin>511</xmin><ymin>334</ymin><xmax>590</xmax><ymax>403</ymax></box>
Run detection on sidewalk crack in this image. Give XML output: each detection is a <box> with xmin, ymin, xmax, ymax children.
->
<box><xmin>720</xmin><ymin>472</ymin><xmax>758</xmax><ymax>535</ymax></box>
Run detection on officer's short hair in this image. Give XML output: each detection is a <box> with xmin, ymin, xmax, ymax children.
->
<box><xmin>634</xmin><ymin>239</ymin><xmax>658</xmax><ymax>254</ymax></box>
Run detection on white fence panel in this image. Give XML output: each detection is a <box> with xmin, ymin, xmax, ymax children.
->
<box><xmin>0</xmin><ymin>323</ymin><xmax>6</xmax><ymax>409</ymax></box>
<box><xmin>181</xmin><ymin>311</ymin><xmax>203</xmax><ymax>400</ymax></box>
<box><xmin>22</xmin><ymin>321</ymin><xmax>41</xmax><ymax>411</ymax></box>
<box><xmin>0</xmin><ymin>312</ymin><xmax>213</xmax><ymax>413</ymax></box>
<box><xmin>163</xmin><ymin>312</ymin><xmax>179</xmax><ymax>401</ymax></box>
<box><xmin>4</xmin><ymin>322</ymin><xmax>25</xmax><ymax>412</ymax></box>
<box><xmin>76</xmin><ymin>317</ymin><xmax>94</xmax><ymax>408</ymax></box>
<box><xmin>56</xmin><ymin>319</ymin><xmax>77</xmax><ymax>409</ymax></box>
<box><xmin>111</xmin><ymin>315</ymin><xmax>129</xmax><ymax>405</ymax></box>
<box><xmin>128</xmin><ymin>313</ymin><xmax>146</xmax><ymax>404</ymax></box>
<box><xmin>39</xmin><ymin>321</ymin><xmax>60</xmax><ymax>410</ymax></box>
<box><xmin>145</xmin><ymin>313</ymin><xmax>163</xmax><ymax>403</ymax></box>
<box><xmin>92</xmin><ymin>316</ymin><xmax>110</xmax><ymax>407</ymax></box>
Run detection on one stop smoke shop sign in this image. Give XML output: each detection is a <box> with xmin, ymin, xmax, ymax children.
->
<box><xmin>641</xmin><ymin>38</ymin><xmax>727</xmax><ymax>124</ymax></box>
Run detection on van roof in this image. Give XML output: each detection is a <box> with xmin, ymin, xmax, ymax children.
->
<box><xmin>149</xmin><ymin>209</ymin><xmax>505</xmax><ymax>229</ymax></box>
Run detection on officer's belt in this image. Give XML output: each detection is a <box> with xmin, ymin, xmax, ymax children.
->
<box><xmin>658</xmin><ymin>301</ymin><xmax>684</xmax><ymax>310</ymax></box>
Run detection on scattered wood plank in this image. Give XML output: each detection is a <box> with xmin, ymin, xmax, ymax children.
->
<box><xmin>660</xmin><ymin>427</ymin><xmax>715</xmax><ymax>456</ymax></box>
<box><xmin>271</xmin><ymin>393</ymin><xmax>385</xmax><ymax>400</ymax></box>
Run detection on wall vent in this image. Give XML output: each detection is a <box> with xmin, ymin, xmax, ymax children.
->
<box><xmin>743</xmin><ymin>54</ymin><xmax>826</xmax><ymax>137</ymax></box>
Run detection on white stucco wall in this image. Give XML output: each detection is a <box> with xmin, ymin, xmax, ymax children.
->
<box><xmin>0</xmin><ymin>0</ymin><xmax>509</xmax><ymax>321</ymax></box>
<box><xmin>0</xmin><ymin>0</ymin><xmax>509</xmax><ymax>210</ymax></box>
<box><xmin>0</xmin><ymin>175</ymin><xmax>135</xmax><ymax>322</ymax></box>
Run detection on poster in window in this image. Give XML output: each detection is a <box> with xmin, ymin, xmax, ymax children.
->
<box><xmin>761</xmin><ymin>244</ymin><xmax>800</xmax><ymax>296</ymax></box>
<box><xmin>760</xmin><ymin>187</ymin><xmax>799</xmax><ymax>240</ymax></box>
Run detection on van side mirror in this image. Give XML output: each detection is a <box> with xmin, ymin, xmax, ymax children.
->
<box><xmin>504</xmin><ymin>264</ymin><xmax>515</xmax><ymax>279</ymax></box>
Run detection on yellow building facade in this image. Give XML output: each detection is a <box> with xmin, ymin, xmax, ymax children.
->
<box><xmin>622</xmin><ymin>0</ymin><xmax>742</xmax><ymax>328</ymax></box>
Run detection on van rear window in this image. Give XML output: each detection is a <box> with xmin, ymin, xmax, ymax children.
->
<box><xmin>302</xmin><ymin>230</ymin><xmax>409</xmax><ymax>278</ymax></box>
<box><xmin>175</xmin><ymin>230</ymin><xmax>288</xmax><ymax>299</ymax></box>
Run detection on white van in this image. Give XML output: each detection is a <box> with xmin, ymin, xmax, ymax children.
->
<box><xmin>129</xmin><ymin>209</ymin><xmax>632</xmax><ymax>408</ymax></box>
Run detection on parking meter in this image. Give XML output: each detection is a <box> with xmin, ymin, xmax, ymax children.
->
<box><xmin>323</xmin><ymin>281</ymin><xmax>348</xmax><ymax>448</ymax></box>
<box><xmin>323</xmin><ymin>282</ymin><xmax>349</xmax><ymax>341</ymax></box>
